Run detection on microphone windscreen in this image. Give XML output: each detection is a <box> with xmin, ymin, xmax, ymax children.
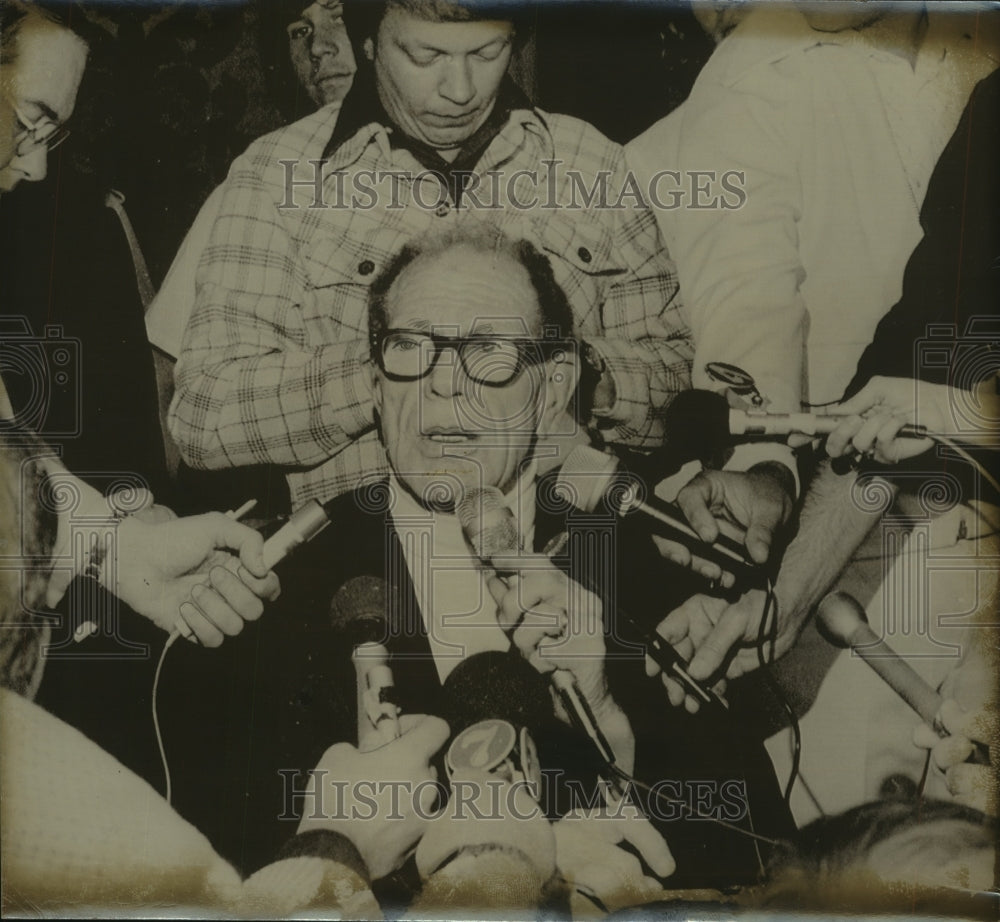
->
<box><xmin>329</xmin><ymin>575</ymin><xmax>388</xmax><ymax>647</ymax></box>
<box><xmin>662</xmin><ymin>389</ymin><xmax>733</xmax><ymax>457</ymax></box>
<box><xmin>456</xmin><ymin>486</ymin><xmax>519</xmax><ymax>559</ymax></box>
<box><xmin>555</xmin><ymin>445</ymin><xmax>620</xmax><ymax>513</ymax></box>
<box><xmin>441</xmin><ymin>651</ymin><xmax>553</xmax><ymax>736</ymax></box>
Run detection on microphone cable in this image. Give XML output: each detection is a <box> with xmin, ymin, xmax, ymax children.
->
<box><xmin>752</xmin><ymin>579</ymin><xmax>803</xmax><ymax>812</ymax></box>
<box><xmin>601</xmin><ymin>762</ymin><xmax>787</xmax><ymax>853</ymax></box>
<box><xmin>152</xmin><ymin>628</ymin><xmax>183</xmax><ymax>804</ymax></box>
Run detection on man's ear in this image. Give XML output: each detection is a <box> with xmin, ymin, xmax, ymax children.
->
<box><xmin>538</xmin><ymin>349</ymin><xmax>580</xmax><ymax>436</ymax></box>
<box><xmin>363</xmin><ymin>36</ymin><xmax>375</xmax><ymax>63</ymax></box>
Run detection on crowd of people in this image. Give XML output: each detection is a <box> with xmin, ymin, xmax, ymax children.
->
<box><xmin>1</xmin><ymin>0</ymin><xmax>997</xmax><ymax>917</ymax></box>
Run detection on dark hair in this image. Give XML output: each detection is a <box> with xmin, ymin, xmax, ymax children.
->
<box><xmin>256</xmin><ymin>0</ymin><xmax>329</xmax><ymax>121</ymax></box>
<box><xmin>368</xmin><ymin>220</ymin><xmax>577</xmax><ymax>365</ymax></box>
<box><xmin>343</xmin><ymin>0</ymin><xmax>531</xmax><ymax>61</ymax></box>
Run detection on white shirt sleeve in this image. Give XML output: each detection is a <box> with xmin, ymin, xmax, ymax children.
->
<box><xmin>146</xmin><ymin>184</ymin><xmax>227</xmax><ymax>360</ymax></box>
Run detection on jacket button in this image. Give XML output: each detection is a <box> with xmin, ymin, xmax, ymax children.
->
<box><xmin>577</xmin><ymin>246</ymin><xmax>592</xmax><ymax>264</ymax></box>
<box><xmin>359</xmin><ymin>260</ymin><xmax>375</xmax><ymax>276</ymax></box>
<box><xmin>435</xmin><ymin>202</ymin><xmax>451</xmax><ymax>218</ymax></box>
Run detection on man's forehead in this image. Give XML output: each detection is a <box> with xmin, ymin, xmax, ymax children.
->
<box><xmin>386</xmin><ymin>247</ymin><xmax>540</xmax><ymax>331</ymax></box>
<box><xmin>5</xmin><ymin>19</ymin><xmax>87</xmax><ymax>123</ymax></box>
<box><xmin>301</xmin><ymin>0</ymin><xmax>345</xmax><ymax>19</ymax></box>
<box><xmin>380</xmin><ymin>7</ymin><xmax>514</xmax><ymax>50</ymax></box>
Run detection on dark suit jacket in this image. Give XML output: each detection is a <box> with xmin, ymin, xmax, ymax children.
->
<box><xmin>159</xmin><ymin>475</ymin><xmax>792</xmax><ymax>888</ymax></box>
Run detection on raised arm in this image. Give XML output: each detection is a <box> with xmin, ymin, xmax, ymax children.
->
<box><xmin>169</xmin><ymin>152</ymin><xmax>375</xmax><ymax>472</ymax></box>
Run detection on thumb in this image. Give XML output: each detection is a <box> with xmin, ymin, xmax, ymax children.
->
<box><xmin>620</xmin><ymin>816</ymin><xmax>675</xmax><ymax>878</ymax></box>
<box><xmin>744</xmin><ymin>512</ymin><xmax>779</xmax><ymax>565</ymax></box>
<box><xmin>197</xmin><ymin>513</ymin><xmax>268</xmax><ymax>575</ymax></box>
<box><xmin>938</xmin><ymin>698</ymin><xmax>994</xmax><ymax>746</ymax></box>
<box><xmin>403</xmin><ymin>714</ymin><xmax>451</xmax><ymax>761</ymax></box>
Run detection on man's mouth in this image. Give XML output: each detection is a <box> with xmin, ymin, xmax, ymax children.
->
<box><xmin>423</xmin><ymin>427</ymin><xmax>478</xmax><ymax>443</ymax></box>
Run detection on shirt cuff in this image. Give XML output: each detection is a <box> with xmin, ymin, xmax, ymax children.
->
<box><xmin>275</xmin><ymin>829</ymin><xmax>371</xmax><ymax>885</ymax></box>
<box><xmin>583</xmin><ymin>338</ymin><xmax>640</xmax><ymax>424</ymax></box>
<box><xmin>724</xmin><ymin>443</ymin><xmax>800</xmax><ymax>498</ymax></box>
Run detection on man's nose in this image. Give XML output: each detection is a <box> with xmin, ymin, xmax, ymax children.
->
<box><xmin>16</xmin><ymin>146</ymin><xmax>48</xmax><ymax>184</ymax></box>
<box><xmin>311</xmin><ymin>22</ymin><xmax>344</xmax><ymax>60</ymax></box>
<box><xmin>427</xmin><ymin>347</ymin><xmax>465</xmax><ymax>398</ymax></box>
<box><xmin>438</xmin><ymin>58</ymin><xmax>475</xmax><ymax>106</ymax></box>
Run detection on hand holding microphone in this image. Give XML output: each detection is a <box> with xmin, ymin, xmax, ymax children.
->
<box><xmin>173</xmin><ymin>500</ymin><xmax>329</xmax><ymax>646</ymax></box>
<box><xmin>458</xmin><ymin>487</ymin><xmax>634</xmax><ymax>777</ymax></box>
<box><xmin>817</xmin><ymin>592</ymin><xmax>991</xmax><ymax>765</ymax></box>
<box><xmin>112</xmin><ymin>510</ymin><xmax>282</xmax><ymax>645</ymax></box>
<box><xmin>297</xmin><ymin>713</ymin><xmax>450</xmax><ymax>881</ymax></box>
<box><xmin>554</xmin><ymin>802</ymin><xmax>674</xmax><ymax>914</ymax></box>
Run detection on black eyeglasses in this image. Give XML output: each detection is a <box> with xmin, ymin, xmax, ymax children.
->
<box><xmin>373</xmin><ymin>328</ymin><xmax>551</xmax><ymax>387</ymax></box>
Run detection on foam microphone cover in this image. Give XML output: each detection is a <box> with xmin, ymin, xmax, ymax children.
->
<box><xmin>328</xmin><ymin>575</ymin><xmax>388</xmax><ymax>649</ymax></box>
<box><xmin>455</xmin><ymin>486</ymin><xmax>519</xmax><ymax>560</ymax></box>
<box><xmin>440</xmin><ymin>650</ymin><xmax>554</xmax><ymax>737</ymax></box>
<box><xmin>662</xmin><ymin>389</ymin><xmax>733</xmax><ymax>459</ymax></box>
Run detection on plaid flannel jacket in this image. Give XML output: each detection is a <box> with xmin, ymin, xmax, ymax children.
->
<box><xmin>170</xmin><ymin>103</ymin><xmax>691</xmax><ymax>505</ymax></box>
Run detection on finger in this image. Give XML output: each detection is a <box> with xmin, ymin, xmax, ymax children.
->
<box><xmin>932</xmin><ymin>735</ymin><xmax>975</xmax><ymax>772</ymax></box>
<box><xmin>912</xmin><ymin>722</ymin><xmax>941</xmax><ymax>750</ymax></box>
<box><xmin>486</xmin><ymin>573</ymin><xmax>507</xmax><ymax>608</ymax></box>
<box><xmin>684</xmin><ymin>693</ymin><xmax>702</xmax><ymax>715</ymax></box>
<box><xmin>834</xmin><ymin>380</ymin><xmax>882</xmax><ymax>418</ymax></box>
<box><xmin>688</xmin><ymin>554</ymin><xmax>725</xmax><ymax>585</ymax></box>
<box><xmin>200</xmin><ymin>514</ymin><xmax>268</xmax><ymax>566</ymax></box>
<box><xmin>945</xmin><ymin>763</ymin><xmax>991</xmax><ymax>801</ymax></box>
<box><xmin>938</xmin><ymin>698</ymin><xmax>995</xmax><ymax>746</ymax></box>
<box><xmin>825</xmin><ymin>416</ymin><xmax>865</xmax><ymax>458</ymax></box>
<box><xmin>178</xmin><ymin>600</ymin><xmax>224</xmax><ymax>648</ymax></box>
<box><xmin>403</xmin><ymin>715</ymin><xmax>451</xmax><ymax>761</ymax></box>
<box><xmin>233</xmin><ymin>527</ymin><xmax>269</xmax><ymax>578</ymax></box>
<box><xmin>650</xmin><ymin>535</ymin><xmax>693</xmax><ymax>570</ymax></box>
<box><xmin>661</xmin><ymin>675</ymin><xmax>686</xmax><ymax>708</ymax></box>
<box><xmin>190</xmin><ymin>582</ymin><xmax>247</xmax><ymax>638</ymax></box>
<box><xmin>744</xmin><ymin>506</ymin><xmax>783</xmax><ymax>565</ymax></box>
<box><xmin>850</xmin><ymin>414</ymin><xmax>890</xmax><ymax>456</ymax></box>
<box><xmin>234</xmin><ymin>564</ymin><xmax>281</xmax><ymax>603</ymax></box>
<box><xmin>209</xmin><ymin>566</ymin><xmax>266</xmax><ymax>622</ymax></box>
<box><xmin>644</xmin><ymin>654</ymin><xmax>659</xmax><ymax>678</ymax></box>
<box><xmin>676</xmin><ymin>480</ymin><xmax>721</xmax><ymax>544</ymax></box>
<box><xmin>689</xmin><ymin>610</ymin><xmax>749</xmax><ymax>680</ymax></box>
<box><xmin>617</xmin><ymin>816</ymin><xmax>675</xmax><ymax>878</ymax></box>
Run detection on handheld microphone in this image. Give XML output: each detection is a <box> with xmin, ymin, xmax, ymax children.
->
<box><xmin>463</xmin><ymin>484</ymin><xmax>729</xmax><ymax>716</ymax></box>
<box><xmin>329</xmin><ymin>575</ymin><xmax>400</xmax><ymax>750</ymax></box>
<box><xmin>455</xmin><ymin>487</ymin><xmax>623</xmax><ymax>779</ymax></box>
<box><xmin>669</xmin><ymin>388</ymin><xmax>933</xmax><ymax>441</ymax></box>
<box><xmin>817</xmin><ymin>592</ymin><xmax>988</xmax><ymax>765</ymax></box>
<box><xmin>174</xmin><ymin>499</ymin><xmax>332</xmax><ymax>639</ymax></box>
<box><xmin>555</xmin><ymin>445</ymin><xmax>759</xmax><ymax>588</ymax></box>
<box><xmin>418</xmin><ymin>652</ymin><xmax>557</xmax><ymax>892</ymax></box>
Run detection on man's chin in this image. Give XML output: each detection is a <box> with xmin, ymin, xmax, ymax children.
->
<box><xmin>396</xmin><ymin>464</ymin><xmax>498</xmax><ymax>512</ymax></box>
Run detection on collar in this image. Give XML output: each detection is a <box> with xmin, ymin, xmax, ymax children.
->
<box><xmin>322</xmin><ymin>68</ymin><xmax>535</xmax><ymax>167</ymax></box>
<box><xmin>703</xmin><ymin>3</ymin><xmax>972</xmax><ymax>90</ymax></box>
<box><xmin>388</xmin><ymin>460</ymin><xmax>538</xmax><ymax>557</ymax></box>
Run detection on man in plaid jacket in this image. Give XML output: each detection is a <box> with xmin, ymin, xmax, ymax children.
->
<box><xmin>170</xmin><ymin>0</ymin><xmax>691</xmax><ymax>507</ymax></box>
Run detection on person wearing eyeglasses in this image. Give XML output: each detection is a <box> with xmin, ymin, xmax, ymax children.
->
<box><xmin>159</xmin><ymin>221</ymin><xmax>790</xmax><ymax>887</ymax></box>
<box><xmin>0</xmin><ymin>0</ymin><xmax>82</xmax><ymax>192</ymax></box>
<box><xmin>0</xmin><ymin>1</ymin><xmax>280</xmax><ymax>648</ymax></box>
<box><xmin>168</xmin><ymin>0</ymin><xmax>691</xmax><ymax>513</ymax></box>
